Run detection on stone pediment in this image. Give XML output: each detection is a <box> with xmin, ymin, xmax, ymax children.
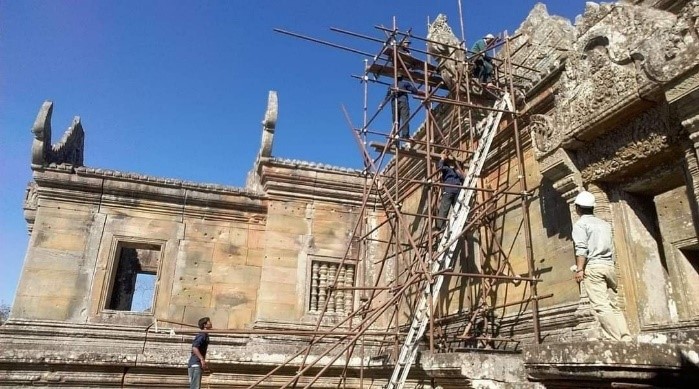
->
<box><xmin>532</xmin><ymin>1</ymin><xmax>699</xmax><ymax>159</ymax></box>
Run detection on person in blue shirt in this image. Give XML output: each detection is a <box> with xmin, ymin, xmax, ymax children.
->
<box><xmin>434</xmin><ymin>151</ymin><xmax>465</xmax><ymax>232</ymax></box>
<box><xmin>380</xmin><ymin>73</ymin><xmax>419</xmax><ymax>149</ymax></box>
<box><xmin>471</xmin><ymin>33</ymin><xmax>496</xmax><ymax>87</ymax></box>
<box><xmin>188</xmin><ymin>317</ymin><xmax>212</xmax><ymax>389</ymax></box>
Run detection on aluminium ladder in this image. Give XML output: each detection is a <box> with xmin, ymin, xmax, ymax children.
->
<box><xmin>386</xmin><ymin>93</ymin><xmax>513</xmax><ymax>389</ymax></box>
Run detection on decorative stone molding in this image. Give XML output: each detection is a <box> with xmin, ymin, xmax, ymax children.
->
<box><xmin>535</xmin><ymin>148</ymin><xmax>583</xmax><ymax>202</ymax></box>
<box><xmin>22</xmin><ymin>182</ymin><xmax>38</xmax><ymax>234</ymax></box>
<box><xmin>529</xmin><ymin>114</ymin><xmax>558</xmax><ymax>158</ymax></box>
<box><xmin>31</xmin><ymin>101</ymin><xmax>84</xmax><ymax>169</ymax></box>
<box><xmin>548</xmin><ymin>2</ymin><xmax>699</xmax><ymax>148</ymax></box>
<box><xmin>575</xmin><ymin>103</ymin><xmax>683</xmax><ymax>182</ymax></box>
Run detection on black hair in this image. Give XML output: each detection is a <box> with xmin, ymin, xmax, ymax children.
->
<box><xmin>198</xmin><ymin>317</ymin><xmax>210</xmax><ymax>329</ymax></box>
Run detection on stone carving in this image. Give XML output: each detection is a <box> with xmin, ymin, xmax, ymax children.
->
<box><xmin>31</xmin><ymin>101</ymin><xmax>84</xmax><ymax>168</ymax></box>
<box><xmin>575</xmin><ymin>104</ymin><xmax>683</xmax><ymax>182</ymax></box>
<box><xmin>426</xmin><ymin>14</ymin><xmax>468</xmax><ymax>93</ymax></box>
<box><xmin>509</xmin><ymin>4</ymin><xmax>574</xmax><ymax>91</ymax></box>
<box><xmin>555</xmin><ymin>2</ymin><xmax>699</xmax><ymax>142</ymax></box>
<box><xmin>260</xmin><ymin>90</ymin><xmax>278</xmax><ymax>158</ymax></box>
<box><xmin>246</xmin><ymin>91</ymin><xmax>278</xmax><ymax>192</ymax></box>
<box><xmin>529</xmin><ymin>114</ymin><xmax>558</xmax><ymax>157</ymax></box>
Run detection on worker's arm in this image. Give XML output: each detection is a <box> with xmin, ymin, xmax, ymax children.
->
<box><xmin>571</xmin><ymin>223</ymin><xmax>588</xmax><ymax>283</ymax></box>
<box><xmin>192</xmin><ymin>346</ymin><xmax>207</xmax><ymax>370</ymax></box>
<box><xmin>574</xmin><ymin>255</ymin><xmax>586</xmax><ymax>283</ymax></box>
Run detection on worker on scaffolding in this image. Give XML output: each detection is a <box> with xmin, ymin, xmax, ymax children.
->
<box><xmin>379</xmin><ymin>70</ymin><xmax>419</xmax><ymax>150</ymax></box>
<box><xmin>434</xmin><ymin>151</ymin><xmax>465</xmax><ymax>232</ymax></box>
<box><xmin>470</xmin><ymin>33</ymin><xmax>497</xmax><ymax>88</ymax></box>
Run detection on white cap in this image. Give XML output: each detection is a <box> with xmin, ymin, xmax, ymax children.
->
<box><xmin>484</xmin><ymin>33</ymin><xmax>495</xmax><ymax>40</ymax></box>
<box><xmin>574</xmin><ymin>191</ymin><xmax>595</xmax><ymax>208</ymax></box>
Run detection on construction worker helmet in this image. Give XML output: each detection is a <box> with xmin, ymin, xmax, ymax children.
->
<box><xmin>574</xmin><ymin>191</ymin><xmax>595</xmax><ymax>208</ymax></box>
<box><xmin>484</xmin><ymin>33</ymin><xmax>495</xmax><ymax>40</ymax></box>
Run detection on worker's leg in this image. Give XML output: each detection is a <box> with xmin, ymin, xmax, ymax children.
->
<box><xmin>604</xmin><ymin>264</ymin><xmax>632</xmax><ymax>341</ymax></box>
<box><xmin>398</xmin><ymin>99</ymin><xmax>410</xmax><ymax>138</ymax></box>
<box><xmin>188</xmin><ymin>366</ymin><xmax>202</xmax><ymax>389</ymax></box>
<box><xmin>436</xmin><ymin>192</ymin><xmax>456</xmax><ymax>230</ymax></box>
<box><xmin>482</xmin><ymin>61</ymin><xmax>493</xmax><ymax>84</ymax></box>
<box><xmin>584</xmin><ymin>262</ymin><xmax>624</xmax><ymax>340</ymax></box>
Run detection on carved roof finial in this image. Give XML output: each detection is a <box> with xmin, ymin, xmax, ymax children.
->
<box><xmin>260</xmin><ymin>91</ymin><xmax>278</xmax><ymax>158</ymax></box>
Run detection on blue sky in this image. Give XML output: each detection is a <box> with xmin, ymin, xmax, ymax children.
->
<box><xmin>0</xmin><ymin>1</ymin><xmax>585</xmax><ymax>307</ymax></box>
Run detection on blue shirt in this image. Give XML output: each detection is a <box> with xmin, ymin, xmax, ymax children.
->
<box><xmin>187</xmin><ymin>331</ymin><xmax>210</xmax><ymax>367</ymax></box>
<box><xmin>572</xmin><ymin>214</ymin><xmax>614</xmax><ymax>263</ymax></box>
<box><xmin>385</xmin><ymin>78</ymin><xmax>418</xmax><ymax>104</ymax></box>
<box><xmin>438</xmin><ymin>159</ymin><xmax>464</xmax><ymax>194</ymax></box>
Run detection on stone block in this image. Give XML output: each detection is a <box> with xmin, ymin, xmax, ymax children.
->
<box><xmin>263</xmin><ymin>247</ymin><xmax>300</xmax><ymax>268</ymax></box>
<box><xmin>212</xmin><ymin>243</ymin><xmax>247</xmax><ymax>266</ymax></box>
<box><xmin>211</xmin><ymin>264</ymin><xmax>261</xmax><ymax>285</ymax></box>
<box><xmin>227</xmin><ymin>307</ymin><xmax>254</xmax><ymax>329</ymax></box>
<box><xmin>23</xmin><ymin>248</ymin><xmax>83</xmax><ymax>272</ymax></box>
<box><xmin>268</xmin><ymin>200</ymin><xmax>309</xmax><ymax>218</ymax></box>
<box><xmin>266</xmin><ymin>214</ymin><xmax>309</xmax><ymax>235</ymax></box>
<box><xmin>246</xmin><ymin>248</ymin><xmax>264</xmax><ymax>267</ymax></box>
<box><xmin>184</xmin><ymin>219</ymin><xmax>231</xmax><ymax>242</ymax></box>
<box><xmin>17</xmin><ymin>269</ymin><xmax>81</xmax><ymax>298</ymax></box>
<box><xmin>265</xmin><ymin>231</ymin><xmax>302</xmax><ymax>250</ymax></box>
<box><xmin>255</xmin><ymin>301</ymin><xmax>297</xmax><ymax>322</ymax></box>
<box><xmin>11</xmin><ymin>295</ymin><xmax>75</xmax><ymax>321</ymax></box>
<box><xmin>171</xmin><ymin>284</ymin><xmax>212</xmax><ymax>307</ymax></box>
<box><xmin>182</xmin><ymin>306</ymin><xmax>229</xmax><ymax>329</ymax></box>
<box><xmin>32</xmin><ymin>230</ymin><xmax>86</xmax><ymax>252</ymax></box>
<box><xmin>259</xmin><ymin>265</ymin><xmax>297</xmax><ymax>284</ymax></box>
<box><xmin>247</xmin><ymin>227</ymin><xmax>266</xmax><ymax>250</ymax></box>
<box><xmin>212</xmin><ymin>283</ymin><xmax>258</xmax><ymax>310</ymax></box>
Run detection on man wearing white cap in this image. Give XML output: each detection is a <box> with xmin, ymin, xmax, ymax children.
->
<box><xmin>572</xmin><ymin>190</ymin><xmax>632</xmax><ymax>341</ymax></box>
<box><xmin>470</xmin><ymin>33</ymin><xmax>496</xmax><ymax>87</ymax></box>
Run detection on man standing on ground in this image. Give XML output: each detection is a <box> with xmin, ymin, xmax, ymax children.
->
<box><xmin>188</xmin><ymin>317</ymin><xmax>212</xmax><ymax>389</ymax></box>
<box><xmin>434</xmin><ymin>151</ymin><xmax>465</xmax><ymax>232</ymax></box>
<box><xmin>572</xmin><ymin>190</ymin><xmax>632</xmax><ymax>341</ymax></box>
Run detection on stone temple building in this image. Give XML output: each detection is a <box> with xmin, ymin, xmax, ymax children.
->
<box><xmin>2</xmin><ymin>1</ymin><xmax>699</xmax><ymax>388</ymax></box>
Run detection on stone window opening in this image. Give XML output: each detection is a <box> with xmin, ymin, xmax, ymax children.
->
<box><xmin>105</xmin><ymin>242</ymin><xmax>161</xmax><ymax>313</ymax></box>
<box><xmin>309</xmin><ymin>260</ymin><xmax>355</xmax><ymax>315</ymax></box>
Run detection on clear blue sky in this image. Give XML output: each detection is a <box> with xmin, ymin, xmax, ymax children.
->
<box><xmin>0</xmin><ymin>1</ymin><xmax>585</xmax><ymax>307</ymax></box>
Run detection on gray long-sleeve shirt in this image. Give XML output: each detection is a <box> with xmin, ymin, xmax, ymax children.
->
<box><xmin>572</xmin><ymin>214</ymin><xmax>614</xmax><ymax>263</ymax></box>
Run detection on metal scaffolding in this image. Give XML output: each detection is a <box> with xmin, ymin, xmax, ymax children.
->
<box><xmin>153</xmin><ymin>13</ymin><xmax>547</xmax><ymax>389</ymax></box>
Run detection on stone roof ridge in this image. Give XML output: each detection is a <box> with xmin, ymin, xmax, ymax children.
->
<box><xmin>71</xmin><ymin>165</ymin><xmax>261</xmax><ymax>196</ymax></box>
<box><xmin>508</xmin><ymin>3</ymin><xmax>576</xmax><ymax>92</ymax></box>
<box><xmin>268</xmin><ymin>156</ymin><xmax>362</xmax><ymax>174</ymax></box>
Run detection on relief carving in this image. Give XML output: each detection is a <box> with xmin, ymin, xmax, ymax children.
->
<box><xmin>575</xmin><ymin>104</ymin><xmax>683</xmax><ymax>182</ymax></box>
<box><xmin>529</xmin><ymin>114</ymin><xmax>558</xmax><ymax>157</ymax></box>
<box><xmin>556</xmin><ymin>2</ymin><xmax>699</xmax><ymax>141</ymax></box>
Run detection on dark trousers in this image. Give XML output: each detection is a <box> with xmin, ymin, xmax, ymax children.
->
<box><xmin>436</xmin><ymin>191</ymin><xmax>459</xmax><ymax>230</ymax></box>
<box><xmin>391</xmin><ymin>98</ymin><xmax>410</xmax><ymax>138</ymax></box>
<box><xmin>473</xmin><ymin>59</ymin><xmax>493</xmax><ymax>84</ymax></box>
